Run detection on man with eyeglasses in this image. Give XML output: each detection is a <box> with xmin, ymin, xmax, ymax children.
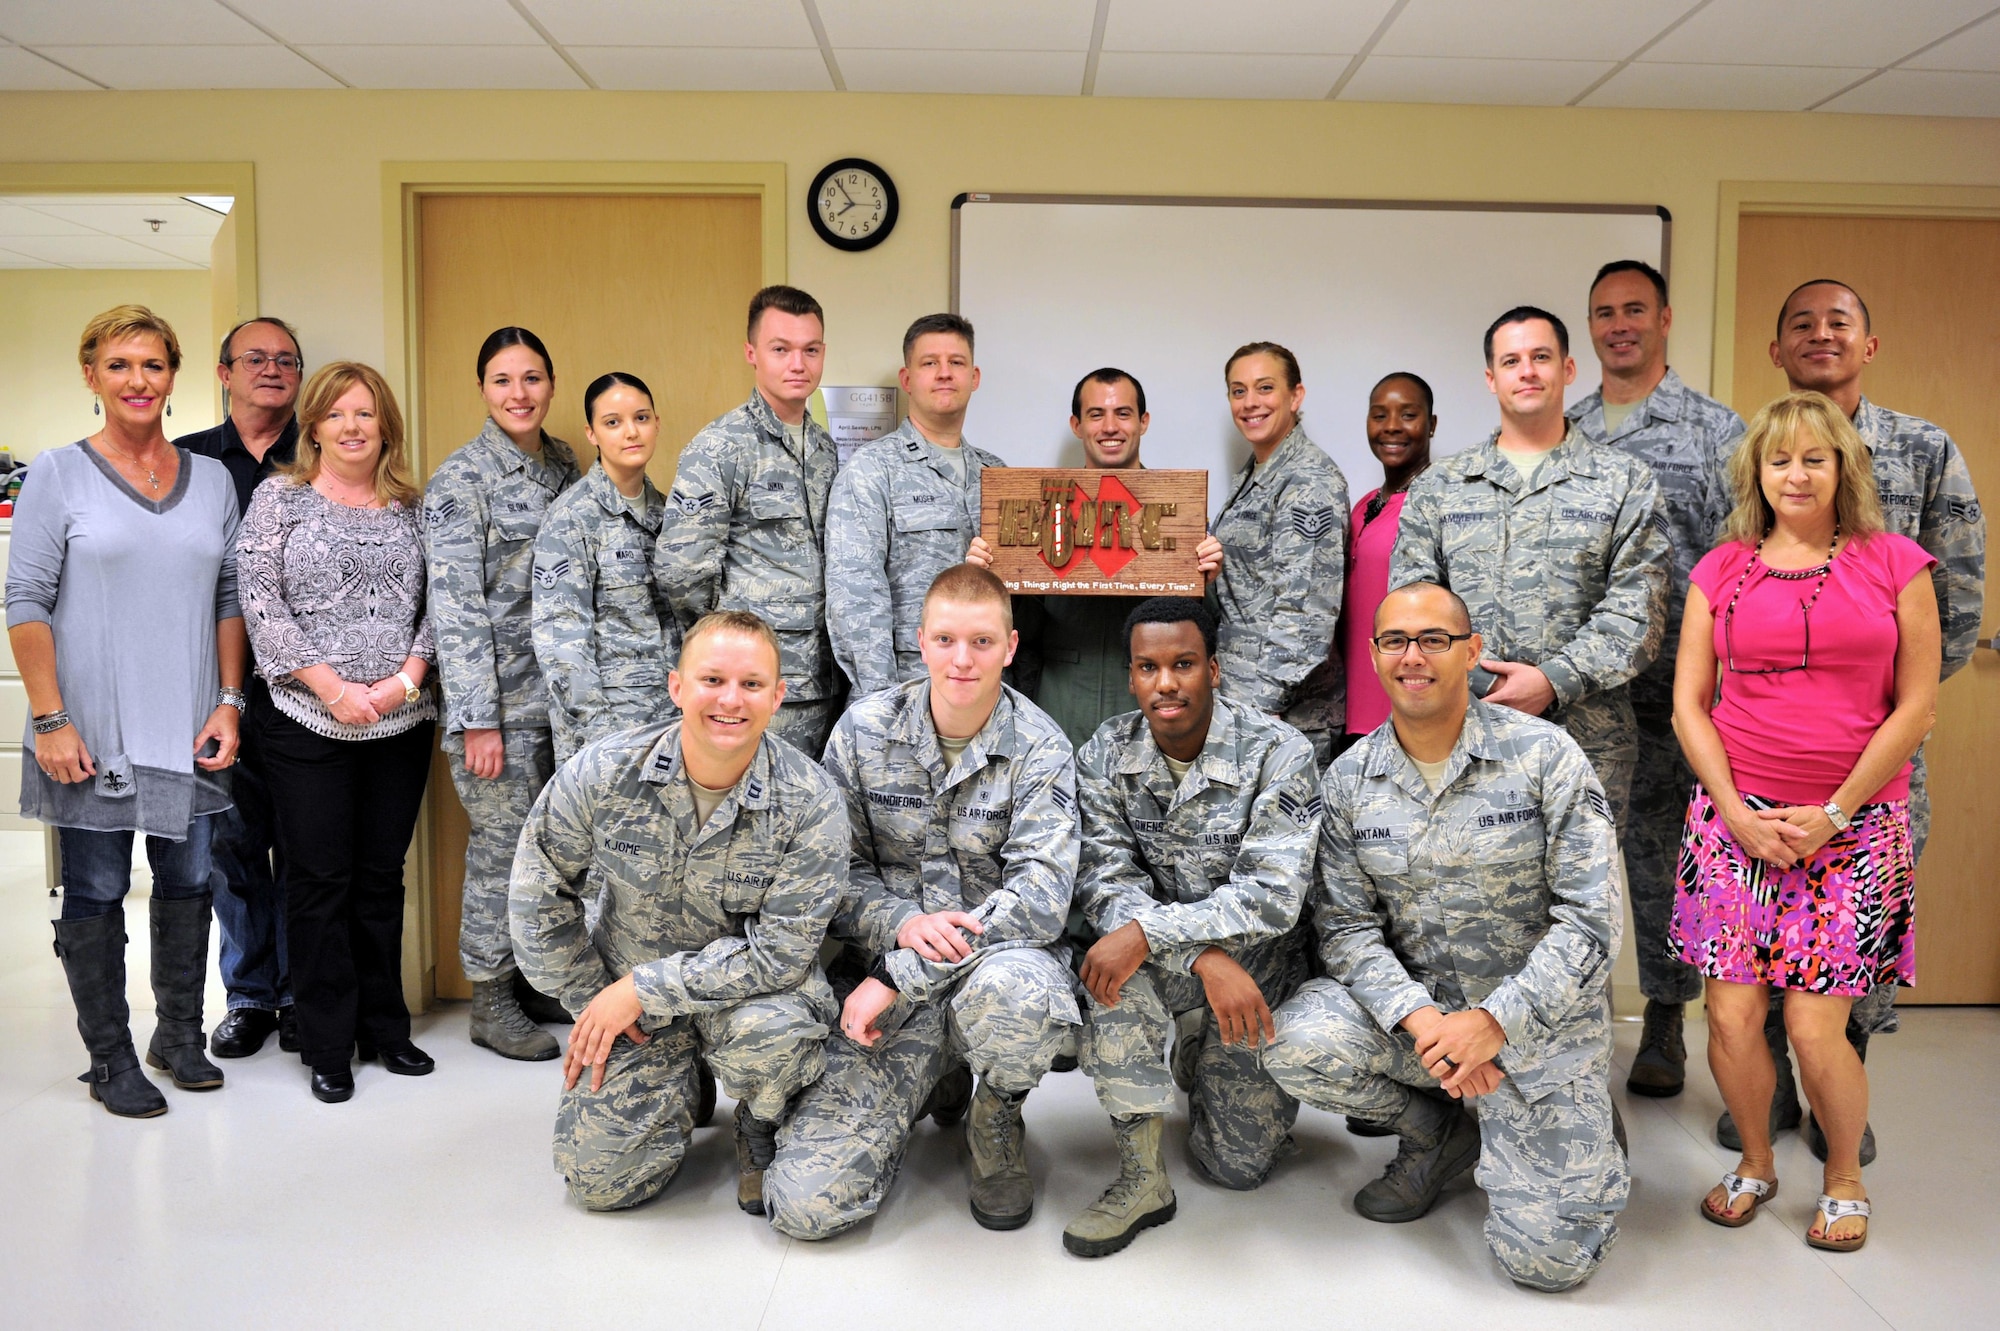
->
<box><xmin>1390</xmin><ymin>306</ymin><xmax>1669</xmax><ymax>846</ymax></box>
<box><xmin>1265</xmin><ymin>581</ymin><xmax>1629</xmax><ymax>1293</ymax></box>
<box><xmin>175</xmin><ymin>316</ymin><xmax>306</xmax><ymax>1058</ymax></box>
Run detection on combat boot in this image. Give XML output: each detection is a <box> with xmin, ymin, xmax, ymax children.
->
<box><xmin>1354</xmin><ymin>1093</ymin><xmax>1480</xmax><ymax>1223</ymax></box>
<box><xmin>1805</xmin><ymin>1029</ymin><xmax>1877</xmax><ymax>1166</ymax></box>
<box><xmin>54</xmin><ymin>914</ymin><xmax>167</xmax><ymax>1119</ymax></box>
<box><xmin>469</xmin><ymin>971</ymin><xmax>560</xmax><ymax>1061</ymax></box>
<box><xmin>1717</xmin><ymin>999</ymin><xmax>1800</xmax><ymax>1149</ymax></box>
<box><xmin>144</xmin><ymin>895</ymin><xmax>224</xmax><ymax>1091</ymax></box>
<box><xmin>734</xmin><ymin>1100</ymin><xmax>779</xmax><ymax>1215</ymax></box>
<box><xmin>691</xmin><ymin>1059</ymin><xmax>717</xmax><ymax>1129</ymax></box>
<box><xmin>919</xmin><ymin>1062</ymin><xmax>974</xmax><ymax>1128</ymax></box>
<box><xmin>1626</xmin><ymin>998</ymin><xmax>1686</xmax><ymax>1097</ymax></box>
<box><xmin>967</xmin><ymin>1081</ymin><xmax>1034</xmax><ymax>1230</ymax></box>
<box><xmin>1063</xmin><ymin>1114</ymin><xmax>1177</xmax><ymax>1257</ymax></box>
<box><xmin>511</xmin><ymin>970</ymin><xmax>575</xmax><ymax>1025</ymax></box>
<box><xmin>1171</xmin><ymin>1008</ymin><xmax>1205</xmax><ymax>1094</ymax></box>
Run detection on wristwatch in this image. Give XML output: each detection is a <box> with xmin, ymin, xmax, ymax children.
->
<box><xmin>396</xmin><ymin>671</ymin><xmax>422</xmax><ymax>706</ymax></box>
<box><xmin>1821</xmin><ymin>799</ymin><xmax>1851</xmax><ymax>832</ymax></box>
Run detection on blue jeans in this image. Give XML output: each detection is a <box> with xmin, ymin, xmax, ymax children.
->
<box><xmin>209</xmin><ymin>692</ymin><xmax>291</xmax><ymax>1011</ymax></box>
<box><xmin>59</xmin><ymin>816</ymin><xmax>216</xmax><ymax>921</ymax></box>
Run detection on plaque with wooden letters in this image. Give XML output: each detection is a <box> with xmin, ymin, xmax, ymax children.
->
<box><xmin>979</xmin><ymin>468</ymin><xmax>1208</xmax><ymax>596</ymax></box>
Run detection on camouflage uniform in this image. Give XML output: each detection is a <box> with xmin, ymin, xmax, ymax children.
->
<box><xmin>1845</xmin><ymin>399</ymin><xmax>1985</xmax><ymax>1037</ymax></box>
<box><xmin>508</xmin><ymin>721</ymin><xmax>846</xmax><ymax>1211</ymax></box>
<box><xmin>764</xmin><ymin>680</ymin><xmax>1081</xmax><ymax>1240</ymax></box>
<box><xmin>1265</xmin><ymin>701</ymin><xmax>1630</xmax><ymax>1292</ymax></box>
<box><xmin>1074</xmin><ymin>698</ymin><xmax>1321</xmax><ymax>1189</ymax></box>
<box><xmin>653</xmin><ymin>390</ymin><xmax>841</xmax><ymax>756</ymax></box>
<box><xmin>826</xmin><ymin>420</ymin><xmax>1005</xmax><ymax>697</ymax></box>
<box><xmin>1209</xmin><ymin>426</ymin><xmax>1351</xmax><ymax>766</ymax></box>
<box><xmin>1389</xmin><ymin>426</ymin><xmax>1669</xmax><ymax>839</ymax></box>
<box><xmin>530</xmin><ymin>465</ymin><xmax>681</xmax><ymax>766</ymax></box>
<box><xmin>1569</xmin><ymin>371</ymin><xmax>1743</xmax><ymax>1006</ymax></box>
<box><xmin>425</xmin><ymin>418</ymin><xmax>580</xmax><ymax>982</ymax></box>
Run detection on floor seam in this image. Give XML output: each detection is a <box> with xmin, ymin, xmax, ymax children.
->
<box><xmin>752</xmin><ymin>1232</ymin><xmax>792</xmax><ymax>1331</ymax></box>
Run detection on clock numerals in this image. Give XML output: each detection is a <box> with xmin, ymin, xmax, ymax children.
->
<box><xmin>812</xmin><ymin>159</ymin><xmax>897</xmax><ymax>250</ymax></box>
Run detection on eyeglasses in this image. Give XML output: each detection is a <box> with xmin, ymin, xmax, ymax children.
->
<box><xmin>227</xmin><ymin>351</ymin><xmax>303</xmax><ymax>374</ymax></box>
<box><xmin>1725</xmin><ymin>599</ymin><xmax>1812</xmax><ymax>674</ymax></box>
<box><xmin>1371</xmin><ymin>631</ymin><xmax>1473</xmax><ymax>656</ymax></box>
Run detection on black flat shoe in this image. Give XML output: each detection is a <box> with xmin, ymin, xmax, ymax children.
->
<box><xmin>359</xmin><ymin>1042</ymin><xmax>435</xmax><ymax>1077</ymax></box>
<box><xmin>277</xmin><ymin>1005</ymin><xmax>300</xmax><ymax>1054</ymax></box>
<box><xmin>311</xmin><ymin>1068</ymin><xmax>355</xmax><ymax>1103</ymax></box>
<box><xmin>209</xmin><ymin>1008</ymin><xmax>278</xmax><ymax>1059</ymax></box>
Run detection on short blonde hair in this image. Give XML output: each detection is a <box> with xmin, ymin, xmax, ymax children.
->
<box><xmin>78</xmin><ymin>304</ymin><xmax>182</xmax><ymax>372</ymax></box>
<box><xmin>922</xmin><ymin>563</ymin><xmax>1014</xmax><ymax>633</ymax></box>
<box><xmin>285</xmin><ymin>362</ymin><xmax>420</xmax><ymax>508</ymax></box>
<box><xmin>1723</xmin><ymin>390</ymin><xmax>1884</xmax><ymax>546</ymax></box>
<box><xmin>679</xmin><ymin>610</ymin><xmax>782</xmax><ymax>675</ymax></box>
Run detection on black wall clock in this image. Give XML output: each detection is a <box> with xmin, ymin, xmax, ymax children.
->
<box><xmin>810</xmin><ymin>158</ymin><xmax>898</xmax><ymax>252</ymax></box>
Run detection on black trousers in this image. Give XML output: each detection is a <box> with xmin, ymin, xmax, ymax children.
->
<box><xmin>257</xmin><ymin>695</ymin><xmax>434</xmax><ymax>1070</ymax></box>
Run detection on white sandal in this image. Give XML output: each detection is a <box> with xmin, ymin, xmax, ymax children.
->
<box><xmin>1701</xmin><ymin>1172</ymin><xmax>1778</xmax><ymax>1228</ymax></box>
<box><xmin>1807</xmin><ymin>1194</ymin><xmax>1871</xmax><ymax>1252</ymax></box>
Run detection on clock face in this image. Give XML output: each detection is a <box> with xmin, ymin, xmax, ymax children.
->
<box><xmin>811</xmin><ymin>158</ymin><xmax>899</xmax><ymax>252</ymax></box>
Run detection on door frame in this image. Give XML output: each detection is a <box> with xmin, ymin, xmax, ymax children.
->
<box><xmin>1710</xmin><ymin>179</ymin><xmax>2000</xmax><ymax>404</ymax></box>
<box><xmin>383</xmin><ymin>161</ymin><xmax>786</xmax><ymax>1008</ymax></box>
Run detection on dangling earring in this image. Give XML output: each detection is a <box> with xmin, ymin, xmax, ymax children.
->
<box><xmin>93</xmin><ymin>396</ymin><xmax>101</xmax><ymax>416</ymax></box>
<box><xmin>166</xmin><ymin>397</ymin><xmax>172</xmax><ymax>418</ymax></box>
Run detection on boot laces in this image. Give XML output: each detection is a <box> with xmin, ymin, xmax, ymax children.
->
<box><xmin>1097</xmin><ymin>1133</ymin><xmax>1151</xmax><ymax>1209</ymax></box>
<box><xmin>976</xmin><ymin>1094</ymin><xmax>1021</xmax><ymax>1161</ymax></box>
<box><xmin>1640</xmin><ymin>1002</ymin><xmax>1681</xmax><ymax>1057</ymax></box>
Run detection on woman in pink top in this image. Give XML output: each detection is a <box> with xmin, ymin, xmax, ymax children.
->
<box><xmin>1672</xmin><ymin>391</ymin><xmax>1938</xmax><ymax>1254</ymax></box>
<box><xmin>1341</xmin><ymin>372</ymin><xmax>1436</xmax><ymax>740</ymax></box>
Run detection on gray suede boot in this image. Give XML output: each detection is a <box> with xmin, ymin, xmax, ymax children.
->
<box><xmin>54</xmin><ymin>914</ymin><xmax>167</xmax><ymax>1118</ymax></box>
<box><xmin>145</xmin><ymin>895</ymin><xmax>224</xmax><ymax>1091</ymax></box>
<box><xmin>469</xmin><ymin>971</ymin><xmax>560</xmax><ymax>1061</ymax></box>
<box><xmin>1063</xmin><ymin>1114</ymin><xmax>1177</xmax><ymax>1257</ymax></box>
<box><xmin>1354</xmin><ymin>1092</ymin><xmax>1481</xmax><ymax>1223</ymax></box>
<box><xmin>967</xmin><ymin>1081</ymin><xmax>1034</xmax><ymax>1230</ymax></box>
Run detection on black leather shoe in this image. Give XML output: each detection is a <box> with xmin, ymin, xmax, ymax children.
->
<box><xmin>311</xmin><ymin>1068</ymin><xmax>355</xmax><ymax>1103</ymax></box>
<box><xmin>359</xmin><ymin>1042</ymin><xmax>435</xmax><ymax>1076</ymax></box>
<box><xmin>277</xmin><ymin>1005</ymin><xmax>300</xmax><ymax>1054</ymax></box>
<box><xmin>209</xmin><ymin>1008</ymin><xmax>277</xmax><ymax>1059</ymax></box>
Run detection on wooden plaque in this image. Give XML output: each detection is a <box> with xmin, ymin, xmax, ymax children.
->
<box><xmin>979</xmin><ymin>468</ymin><xmax>1208</xmax><ymax>596</ymax></box>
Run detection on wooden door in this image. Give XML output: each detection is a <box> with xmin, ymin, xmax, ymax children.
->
<box><xmin>1733</xmin><ymin>214</ymin><xmax>2000</xmax><ymax>1004</ymax></box>
<box><xmin>416</xmin><ymin>192</ymin><xmax>762</xmax><ymax>998</ymax></box>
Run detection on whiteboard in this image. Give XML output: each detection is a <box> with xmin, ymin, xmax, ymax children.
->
<box><xmin>952</xmin><ymin>195</ymin><xmax>1669</xmax><ymax>517</ymax></box>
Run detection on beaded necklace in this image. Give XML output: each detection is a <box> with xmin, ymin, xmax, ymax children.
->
<box><xmin>1722</xmin><ymin>524</ymin><xmax>1840</xmax><ymax>674</ymax></box>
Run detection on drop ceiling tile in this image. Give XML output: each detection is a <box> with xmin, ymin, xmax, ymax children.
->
<box><xmin>837</xmin><ymin>47</ymin><xmax>1087</xmax><ymax>95</ymax></box>
<box><xmin>525</xmin><ymin>0</ymin><xmax>819</xmax><ymax>48</ymax></box>
<box><xmin>227</xmin><ymin>0</ymin><xmax>545</xmax><ymax>46</ymax></box>
<box><xmin>0</xmin><ymin>45</ymin><xmax>97</xmax><ymax>88</ymax></box>
<box><xmin>0</xmin><ymin>234</ymin><xmax>200</xmax><ymax>266</ymax></box>
<box><xmin>1820</xmin><ymin>67</ymin><xmax>2000</xmax><ymax>116</ymax></box>
<box><xmin>1905</xmin><ymin>14</ymin><xmax>2000</xmax><ymax>72</ymax></box>
<box><xmin>0</xmin><ymin>0</ymin><xmax>269</xmax><ymax>45</ymax></box>
<box><xmin>1582</xmin><ymin>60</ymin><xmax>1871</xmax><ymax>111</ymax></box>
<box><xmin>38</xmin><ymin>43</ymin><xmax>341</xmax><ymax>88</ymax></box>
<box><xmin>300</xmin><ymin>43</ymin><xmax>586</xmax><ymax>89</ymax></box>
<box><xmin>1093</xmin><ymin>50</ymin><xmax>1351</xmax><ymax>100</ymax></box>
<box><xmin>2</xmin><ymin>194</ymin><xmax>191</xmax><ymax>209</ymax></box>
<box><xmin>1101</xmin><ymin>0</ymin><xmax>1393</xmax><ymax>55</ymax></box>
<box><xmin>1338</xmin><ymin>54</ymin><xmax>1611</xmax><ymax>105</ymax></box>
<box><xmin>20</xmin><ymin>200</ymin><xmax>224</xmax><ymax>239</ymax></box>
<box><xmin>571</xmin><ymin>45</ymin><xmax>833</xmax><ymax>91</ymax></box>
<box><xmin>0</xmin><ymin>249</ymin><xmax>62</xmax><ymax>269</ymax></box>
<box><xmin>0</xmin><ymin>204</ymin><xmax>98</xmax><ymax>237</ymax></box>
<box><xmin>816</xmin><ymin>0</ymin><xmax>1096</xmax><ymax>52</ymax></box>
<box><xmin>118</xmin><ymin>234</ymin><xmax>216</xmax><ymax>264</ymax></box>
<box><xmin>1375</xmin><ymin>0</ymin><xmax>1696</xmax><ymax>61</ymax></box>
<box><xmin>1645</xmin><ymin>0</ymin><xmax>1998</xmax><ymax>68</ymax></box>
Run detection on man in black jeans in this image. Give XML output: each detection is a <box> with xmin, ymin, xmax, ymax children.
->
<box><xmin>175</xmin><ymin>316</ymin><xmax>302</xmax><ymax>1057</ymax></box>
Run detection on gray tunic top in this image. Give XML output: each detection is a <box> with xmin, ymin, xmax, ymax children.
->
<box><xmin>5</xmin><ymin>441</ymin><xmax>241</xmax><ymax>837</ymax></box>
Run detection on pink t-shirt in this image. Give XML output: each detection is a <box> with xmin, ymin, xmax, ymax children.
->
<box><xmin>1340</xmin><ymin>488</ymin><xmax>1407</xmax><ymax>735</ymax></box>
<box><xmin>1690</xmin><ymin>532</ymin><xmax>1935</xmax><ymax>807</ymax></box>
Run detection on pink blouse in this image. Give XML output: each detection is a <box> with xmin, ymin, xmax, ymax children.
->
<box><xmin>1690</xmin><ymin>532</ymin><xmax>1935</xmax><ymax>807</ymax></box>
<box><xmin>1341</xmin><ymin>488</ymin><xmax>1407</xmax><ymax>735</ymax></box>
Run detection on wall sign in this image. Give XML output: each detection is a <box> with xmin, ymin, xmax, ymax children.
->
<box><xmin>980</xmin><ymin>468</ymin><xmax>1207</xmax><ymax>596</ymax></box>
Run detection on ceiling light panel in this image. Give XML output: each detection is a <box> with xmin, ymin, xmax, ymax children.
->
<box><xmin>523</xmin><ymin>0</ymin><xmax>820</xmax><ymax>47</ymax></box>
<box><xmin>569</xmin><ymin>46</ymin><xmax>834</xmax><ymax>91</ymax></box>
<box><xmin>1101</xmin><ymin>0</ymin><xmax>1394</xmax><ymax>54</ymax></box>
<box><xmin>1376</xmin><ymin>0</ymin><xmax>1698</xmax><ymax>61</ymax></box>
<box><xmin>816</xmin><ymin>0</ymin><xmax>1097</xmax><ymax>51</ymax></box>
<box><xmin>1645</xmin><ymin>0</ymin><xmax>1999</xmax><ymax>69</ymax></box>
<box><xmin>225</xmin><ymin>0</ymin><xmax>547</xmax><ymax>46</ymax></box>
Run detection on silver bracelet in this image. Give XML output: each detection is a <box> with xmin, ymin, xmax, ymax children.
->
<box><xmin>218</xmin><ymin>687</ymin><xmax>247</xmax><ymax>712</ymax></box>
<box><xmin>32</xmin><ymin>710</ymin><xmax>72</xmax><ymax>735</ymax></box>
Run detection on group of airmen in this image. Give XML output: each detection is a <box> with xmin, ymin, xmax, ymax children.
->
<box><xmin>407</xmin><ymin>271</ymin><xmax>1982</xmax><ymax>1294</ymax></box>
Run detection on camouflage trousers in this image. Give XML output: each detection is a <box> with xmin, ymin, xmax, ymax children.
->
<box><xmin>1628</xmin><ymin>674</ymin><xmax>1702</xmax><ymax>1005</ymax></box>
<box><xmin>554</xmin><ymin>974</ymin><xmax>835</xmax><ymax>1211</ymax></box>
<box><xmin>550</xmin><ymin>695</ymin><xmax>681</xmax><ymax>769</ymax></box>
<box><xmin>764</xmin><ymin>945</ymin><xmax>1079</xmax><ymax>1240</ymax></box>
<box><xmin>444</xmin><ymin>726</ymin><xmax>554</xmax><ymax>982</ymax></box>
<box><xmin>1081</xmin><ymin>929</ymin><xmax>1310</xmax><ymax>1190</ymax></box>
<box><xmin>766</xmin><ymin>694</ymin><xmax>842</xmax><ymax>762</ymax></box>
<box><xmin>1267</xmin><ymin>979</ymin><xmax>1629</xmax><ymax>1293</ymax></box>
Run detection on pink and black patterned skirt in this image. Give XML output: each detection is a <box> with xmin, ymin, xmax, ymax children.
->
<box><xmin>1671</xmin><ymin>782</ymin><xmax>1916</xmax><ymax>996</ymax></box>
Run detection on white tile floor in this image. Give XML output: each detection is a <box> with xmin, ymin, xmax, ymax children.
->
<box><xmin>1</xmin><ymin>831</ymin><xmax>1992</xmax><ymax>1330</ymax></box>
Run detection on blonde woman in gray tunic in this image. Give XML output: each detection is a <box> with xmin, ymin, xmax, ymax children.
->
<box><xmin>7</xmin><ymin>305</ymin><xmax>247</xmax><ymax>1119</ymax></box>
<box><xmin>424</xmin><ymin>326</ymin><xmax>579</xmax><ymax>1061</ymax></box>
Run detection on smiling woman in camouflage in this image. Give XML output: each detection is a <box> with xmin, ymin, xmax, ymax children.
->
<box><xmin>424</xmin><ymin>325</ymin><xmax>580</xmax><ymax>1062</ymax></box>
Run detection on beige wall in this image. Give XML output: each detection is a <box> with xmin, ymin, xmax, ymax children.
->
<box><xmin>5</xmin><ymin>89</ymin><xmax>2000</xmax><ymax>412</ymax></box>
<box><xmin>0</xmin><ymin>267</ymin><xmax>217</xmax><ymax>461</ymax></box>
